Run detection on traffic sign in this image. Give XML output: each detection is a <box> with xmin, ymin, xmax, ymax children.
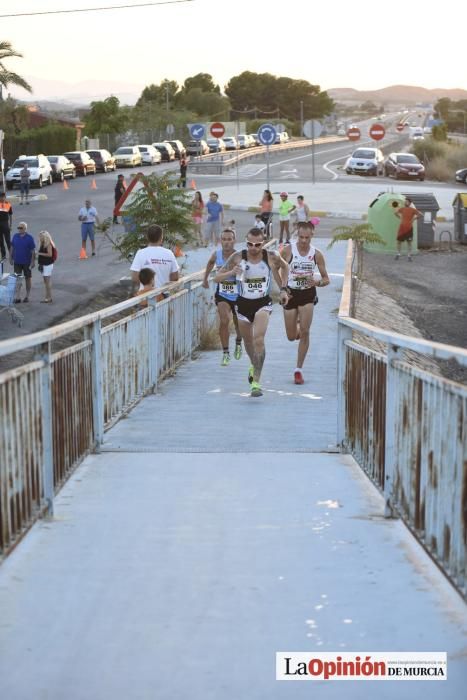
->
<box><xmin>347</xmin><ymin>126</ymin><xmax>361</xmax><ymax>141</ymax></box>
<box><xmin>166</xmin><ymin>123</ymin><xmax>175</xmax><ymax>136</ymax></box>
<box><xmin>210</xmin><ymin>122</ymin><xmax>225</xmax><ymax>138</ymax></box>
<box><xmin>396</xmin><ymin>123</ymin><xmax>404</xmax><ymax>132</ymax></box>
<box><xmin>257</xmin><ymin>123</ymin><xmax>277</xmax><ymax>146</ymax></box>
<box><xmin>303</xmin><ymin>119</ymin><xmax>323</xmax><ymax>138</ymax></box>
<box><xmin>369</xmin><ymin>123</ymin><xmax>386</xmax><ymax>141</ymax></box>
<box><xmin>189</xmin><ymin>123</ymin><xmax>205</xmax><ymax>139</ymax></box>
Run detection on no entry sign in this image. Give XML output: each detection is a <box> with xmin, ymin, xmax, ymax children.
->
<box><xmin>347</xmin><ymin>126</ymin><xmax>361</xmax><ymax>141</ymax></box>
<box><xmin>210</xmin><ymin>122</ymin><xmax>225</xmax><ymax>138</ymax></box>
<box><xmin>370</xmin><ymin>123</ymin><xmax>386</xmax><ymax>141</ymax></box>
<box><xmin>396</xmin><ymin>123</ymin><xmax>405</xmax><ymax>132</ymax></box>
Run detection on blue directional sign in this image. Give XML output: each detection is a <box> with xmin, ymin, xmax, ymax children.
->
<box><xmin>189</xmin><ymin>123</ymin><xmax>205</xmax><ymax>139</ymax></box>
<box><xmin>257</xmin><ymin>123</ymin><xmax>277</xmax><ymax>146</ymax></box>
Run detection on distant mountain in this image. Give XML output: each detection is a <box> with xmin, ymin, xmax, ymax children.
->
<box><xmin>9</xmin><ymin>76</ymin><xmax>144</xmax><ymax>106</ymax></box>
<box><xmin>328</xmin><ymin>85</ymin><xmax>467</xmax><ymax>105</ymax></box>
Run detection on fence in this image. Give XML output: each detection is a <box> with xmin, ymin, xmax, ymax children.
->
<box><xmin>0</xmin><ymin>274</ymin><xmax>209</xmax><ymax>558</ymax></box>
<box><xmin>337</xmin><ymin>242</ymin><xmax>467</xmax><ymax>598</ymax></box>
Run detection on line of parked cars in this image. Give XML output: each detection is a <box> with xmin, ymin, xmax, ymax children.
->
<box><xmin>3</xmin><ymin>139</ymin><xmax>189</xmax><ymax>190</ymax></box>
<box><xmin>187</xmin><ymin>131</ymin><xmax>291</xmax><ymax>156</ymax></box>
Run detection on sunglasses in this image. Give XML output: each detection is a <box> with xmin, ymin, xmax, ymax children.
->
<box><xmin>17</xmin><ymin>227</ymin><xmax>25</xmax><ymax>230</ymax></box>
<box><xmin>247</xmin><ymin>241</ymin><xmax>262</xmax><ymax>248</ymax></box>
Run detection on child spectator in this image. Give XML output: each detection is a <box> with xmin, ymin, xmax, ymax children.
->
<box><xmin>134</xmin><ymin>267</ymin><xmax>165</xmax><ymax>306</ymax></box>
<box><xmin>253</xmin><ymin>214</ymin><xmax>266</xmax><ymax>234</ymax></box>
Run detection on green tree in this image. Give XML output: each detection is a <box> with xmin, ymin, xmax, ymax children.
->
<box><xmin>0</xmin><ymin>40</ymin><xmax>32</xmax><ymax>99</ymax></box>
<box><xmin>431</xmin><ymin>123</ymin><xmax>447</xmax><ymax>141</ymax></box>
<box><xmin>181</xmin><ymin>73</ymin><xmax>220</xmax><ymax>95</ymax></box>
<box><xmin>177</xmin><ymin>87</ymin><xmax>229</xmax><ymax>119</ymax></box>
<box><xmin>136</xmin><ymin>80</ymin><xmax>179</xmax><ymax>108</ymax></box>
<box><xmin>328</xmin><ymin>223</ymin><xmax>386</xmax><ymax>278</ymax></box>
<box><xmin>84</xmin><ymin>96</ymin><xmax>128</xmax><ymax>135</ymax></box>
<box><xmin>0</xmin><ymin>95</ymin><xmax>28</xmax><ymax>134</ymax></box>
<box><xmin>434</xmin><ymin>97</ymin><xmax>451</xmax><ymax>121</ymax></box>
<box><xmin>115</xmin><ymin>172</ymin><xmax>194</xmax><ymax>259</ymax></box>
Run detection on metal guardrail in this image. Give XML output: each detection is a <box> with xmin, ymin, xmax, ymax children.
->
<box><xmin>0</xmin><ymin>271</ymin><xmax>210</xmax><ymax>558</ymax></box>
<box><xmin>188</xmin><ymin>136</ymin><xmax>347</xmax><ymax>173</ymax></box>
<box><xmin>337</xmin><ymin>241</ymin><xmax>467</xmax><ymax>598</ymax></box>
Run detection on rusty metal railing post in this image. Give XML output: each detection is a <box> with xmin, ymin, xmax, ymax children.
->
<box><xmin>184</xmin><ymin>280</ymin><xmax>193</xmax><ymax>357</ymax></box>
<box><xmin>336</xmin><ymin>321</ymin><xmax>353</xmax><ymax>450</ymax></box>
<box><xmin>88</xmin><ymin>319</ymin><xmax>104</xmax><ymax>452</ymax></box>
<box><xmin>384</xmin><ymin>344</ymin><xmax>403</xmax><ymax>518</ymax></box>
<box><xmin>148</xmin><ymin>296</ymin><xmax>159</xmax><ymax>392</ymax></box>
<box><xmin>35</xmin><ymin>341</ymin><xmax>54</xmax><ymax>517</ymax></box>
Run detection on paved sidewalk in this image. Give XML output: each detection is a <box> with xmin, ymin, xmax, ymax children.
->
<box><xmin>0</xmin><ymin>239</ymin><xmax>465</xmax><ymax>700</ymax></box>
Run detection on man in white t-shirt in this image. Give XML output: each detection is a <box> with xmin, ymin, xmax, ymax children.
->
<box><xmin>130</xmin><ymin>224</ymin><xmax>180</xmax><ymax>294</ymax></box>
<box><xmin>78</xmin><ymin>199</ymin><xmax>99</xmax><ymax>257</ymax></box>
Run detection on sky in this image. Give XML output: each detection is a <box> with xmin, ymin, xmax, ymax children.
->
<box><xmin>1</xmin><ymin>0</ymin><xmax>465</xmax><ymax>100</ymax></box>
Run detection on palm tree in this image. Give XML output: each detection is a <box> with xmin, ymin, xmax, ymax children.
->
<box><xmin>328</xmin><ymin>223</ymin><xmax>386</xmax><ymax>278</ymax></box>
<box><xmin>0</xmin><ymin>41</ymin><xmax>32</xmax><ymax>100</ymax></box>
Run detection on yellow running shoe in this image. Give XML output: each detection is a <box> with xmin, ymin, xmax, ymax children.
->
<box><xmin>221</xmin><ymin>353</ymin><xmax>230</xmax><ymax>366</ymax></box>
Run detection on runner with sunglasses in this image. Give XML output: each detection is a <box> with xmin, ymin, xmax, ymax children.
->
<box><xmin>214</xmin><ymin>228</ymin><xmax>289</xmax><ymax>397</ymax></box>
<box><xmin>202</xmin><ymin>227</ymin><xmax>243</xmax><ymax>366</ymax></box>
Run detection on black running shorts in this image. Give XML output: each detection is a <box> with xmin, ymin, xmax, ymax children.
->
<box><xmin>284</xmin><ymin>287</ymin><xmax>317</xmax><ymax>310</ymax></box>
<box><xmin>236</xmin><ymin>295</ymin><xmax>272</xmax><ymax>323</ymax></box>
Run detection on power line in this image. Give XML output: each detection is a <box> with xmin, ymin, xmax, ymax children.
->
<box><xmin>0</xmin><ymin>0</ymin><xmax>194</xmax><ymax>19</ymax></box>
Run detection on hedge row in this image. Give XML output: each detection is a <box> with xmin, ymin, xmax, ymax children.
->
<box><xmin>3</xmin><ymin>124</ymin><xmax>77</xmax><ymax>166</ymax></box>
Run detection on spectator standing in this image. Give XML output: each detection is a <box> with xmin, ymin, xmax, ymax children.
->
<box><xmin>191</xmin><ymin>191</ymin><xmax>204</xmax><ymax>246</ymax></box>
<box><xmin>205</xmin><ymin>192</ymin><xmax>224</xmax><ymax>247</ymax></box>
<box><xmin>179</xmin><ymin>155</ymin><xmax>188</xmax><ymax>188</ymax></box>
<box><xmin>259</xmin><ymin>189</ymin><xmax>274</xmax><ymax>233</ymax></box>
<box><xmin>113</xmin><ymin>174</ymin><xmax>127</xmax><ymax>224</ymax></box>
<box><xmin>0</xmin><ymin>191</ymin><xmax>13</xmax><ymax>262</ymax></box>
<box><xmin>130</xmin><ymin>224</ymin><xmax>180</xmax><ymax>295</ymax></box>
<box><xmin>278</xmin><ymin>192</ymin><xmax>296</xmax><ymax>244</ymax></box>
<box><xmin>394</xmin><ymin>197</ymin><xmax>423</xmax><ymax>261</ymax></box>
<box><xmin>10</xmin><ymin>221</ymin><xmax>35</xmax><ymax>302</ymax></box>
<box><xmin>134</xmin><ymin>268</ymin><xmax>159</xmax><ymax>307</ymax></box>
<box><xmin>78</xmin><ymin>199</ymin><xmax>100</xmax><ymax>257</ymax></box>
<box><xmin>19</xmin><ymin>163</ymin><xmax>31</xmax><ymax>205</ymax></box>
<box><xmin>37</xmin><ymin>230</ymin><xmax>56</xmax><ymax>303</ymax></box>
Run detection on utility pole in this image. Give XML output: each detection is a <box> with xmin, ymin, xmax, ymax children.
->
<box><xmin>300</xmin><ymin>100</ymin><xmax>304</xmax><ymax>137</ymax></box>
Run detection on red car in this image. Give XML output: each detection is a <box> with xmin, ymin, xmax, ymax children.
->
<box><xmin>63</xmin><ymin>151</ymin><xmax>97</xmax><ymax>176</ymax></box>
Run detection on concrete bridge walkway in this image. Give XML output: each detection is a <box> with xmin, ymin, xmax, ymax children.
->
<box><xmin>0</xmin><ymin>241</ymin><xmax>465</xmax><ymax>700</ymax></box>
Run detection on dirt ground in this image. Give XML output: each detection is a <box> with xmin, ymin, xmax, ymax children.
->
<box><xmin>358</xmin><ymin>244</ymin><xmax>467</xmax><ymax>382</ymax></box>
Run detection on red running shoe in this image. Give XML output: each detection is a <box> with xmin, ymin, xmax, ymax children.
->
<box><xmin>294</xmin><ymin>370</ymin><xmax>304</xmax><ymax>385</ymax></box>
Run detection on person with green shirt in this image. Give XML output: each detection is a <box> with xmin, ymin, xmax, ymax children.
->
<box><xmin>278</xmin><ymin>191</ymin><xmax>296</xmax><ymax>244</ymax></box>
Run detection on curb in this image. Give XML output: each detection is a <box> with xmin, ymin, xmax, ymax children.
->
<box><xmin>223</xmin><ymin>203</ymin><xmax>453</xmax><ymax>222</ymax></box>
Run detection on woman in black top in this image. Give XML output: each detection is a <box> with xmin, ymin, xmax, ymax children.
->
<box><xmin>38</xmin><ymin>230</ymin><xmax>55</xmax><ymax>303</ymax></box>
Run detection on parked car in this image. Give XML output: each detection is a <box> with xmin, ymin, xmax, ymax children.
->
<box><xmin>137</xmin><ymin>145</ymin><xmax>162</xmax><ymax>165</ymax></box>
<box><xmin>455</xmin><ymin>167</ymin><xmax>467</xmax><ymax>184</ymax></box>
<box><xmin>237</xmin><ymin>134</ymin><xmax>251</xmax><ymax>149</ymax></box>
<box><xmin>249</xmin><ymin>133</ymin><xmax>259</xmax><ymax>146</ymax></box>
<box><xmin>383</xmin><ymin>152</ymin><xmax>425</xmax><ymax>181</ymax></box>
<box><xmin>222</xmin><ymin>136</ymin><xmax>238</xmax><ymax>151</ymax></box>
<box><xmin>337</xmin><ymin>127</ymin><xmax>346</xmax><ymax>136</ymax></box>
<box><xmin>186</xmin><ymin>140</ymin><xmax>210</xmax><ymax>156</ymax></box>
<box><xmin>5</xmin><ymin>154</ymin><xmax>53</xmax><ymax>189</ymax></box>
<box><xmin>47</xmin><ymin>155</ymin><xmax>76</xmax><ymax>181</ymax></box>
<box><xmin>345</xmin><ymin>147</ymin><xmax>384</xmax><ymax>176</ymax></box>
<box><xmin>63</xmin><ymin>151</ymin><xmax>97</xmax><ymax>176</ymax></box>
<box><xmin>165</xmin><ymin>140</ymin><xmax>186</xmax><ymax>159</ymax></box>
<box><xmin>274</xmin><ymin>131</ymin><xmax>289</xmax><ymax>144</ymax></box>
<box><xmin>206</xmin><ymin>137</ymin><xmax>226</xmax><ymax>153</ymax></box>
<box><xmin>85</xmin><ymin>149</ymin><xmax>116</xmax><ymax>173</ymax></box>
<box><xmin>152</xmin><ymin>142</ymin><xmax>176</xmax><ymax>161</ymax></box>
<box><xmin>112</xmin><ymin>146</ymin><xmax>142</xmax><ymax>168</ymax></box>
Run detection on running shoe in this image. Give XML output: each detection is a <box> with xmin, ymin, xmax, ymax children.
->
<box><xmin>221</xmin><ymin>352</ymin><xmax>230</xmax><ymax>366</ymax></box>
<box><xmin>248</xmin><ymin>365</ymin><xmax>254</xmax><ymax>384</ymax></box>
<box><xmin>234</xmin><ymin>341</ymin><xmax>242</xmax><ymax>360</ymax></box>
<box><xmin>294</xmin><ymin>370</ymin><xmax>304</xmax><ymax>385</ymax></box>
<box><xmin>250</xmin><ymin>382</ymin><xmax>263</xmax><ymax>397</ymax></box>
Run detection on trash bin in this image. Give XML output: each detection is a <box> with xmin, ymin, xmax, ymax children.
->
<box><xmin>452</xmin><ymin>193</ymin><xmax>467</xmax><ymax>244</ymax></box>
<box><xmin>401</xmin><ymin>192</ymin><xmax>439</xmax><ymax>248</ymax></box>
<box><xmin>366</xmin><ymin>192</ymin><xmax>408</xmax><ymax>254</ymax></box>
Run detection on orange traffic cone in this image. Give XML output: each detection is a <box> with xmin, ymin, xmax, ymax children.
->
<box><xmin>63</xmin><ymin>179</ymin><xmax>69</xmax><ymax>190</ymax></box>
<box><xmin>91</xmin><ymin>178</ymin><xmax>97</xmax><ymax>190</ymax></box>
<box><xmin>190</xmin><ymin>179</ymin><xmax>196</xmax><ymax>190</ymax></box>
<box><xmin>79</xmin><ymin>248</ymin><xmax>88</xmax><ymax>260</ymax></box>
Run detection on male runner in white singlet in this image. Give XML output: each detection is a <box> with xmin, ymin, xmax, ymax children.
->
<box><xmin>214</xmin><ymin>228</ymin><xmax>289</xmax><ymax>397</ymax></box>
<box><xmin>280</xmin><ymin>221</ymin><xmax>330</xmax><ymax>384</ymax></box>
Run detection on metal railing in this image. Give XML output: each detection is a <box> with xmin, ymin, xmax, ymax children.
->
<box><xmin>0</xmin><ymin>273</ymin><xmax>210</xmax><ymax>557</ymax></box>
<box><xmin>337</xmin><ymin>242</ymin><xmax>467</xmax><ymax>597</ymax></box>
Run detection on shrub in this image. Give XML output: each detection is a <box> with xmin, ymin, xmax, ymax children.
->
<box><xmin>425</xmin><ymin>157</ymin><xmax>452</xmax><ymax>182</ymax></box>
<box><xmin>3</xmin><ymin>124</ymin><xmax>76</xmax><ymax>164</ymax></box>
